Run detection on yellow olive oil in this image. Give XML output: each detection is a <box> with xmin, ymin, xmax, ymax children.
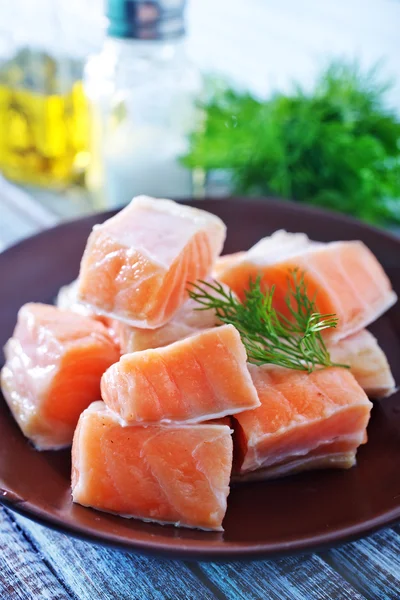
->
<box><xmin>0</xmin><ymin>51</ymin><xmax>90</xmax><ymax>188</ymax></box>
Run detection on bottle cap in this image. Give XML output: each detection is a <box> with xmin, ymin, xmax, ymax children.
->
<box><xmin>107</xmin><ymin>0</ymin><xmax>186</xmax><ymax>40</ymax></box>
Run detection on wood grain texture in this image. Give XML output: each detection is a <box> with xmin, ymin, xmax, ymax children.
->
<box><xmin>197</xmin><ymin>553</ymin><xmax>366</xmax><ymax>600</ymax></box>
<box><xmin>3</xmin><ymin>506</ymin><xmax>400</xmax><ymax>600</ymax></box>
<box><xmin>323</xmin><ymin>528</ymin><xmax>400</xmax><ymax>600</ymax></box>
<box><xmin>0</xmin><ymin>509</ymin><xmax>70</xmax><ymax>600</ymax></box>
<box><xmin>11</xmin><ymin>513</ymin><xmax>217</xmax><ymax>600</ymax></box>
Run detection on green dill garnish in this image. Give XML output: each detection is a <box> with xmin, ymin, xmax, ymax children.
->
<box><xmin>188</xmin><ymin>270</ymin><xmax>349</xmax><ymax>373</ymax></box>
<box><xmin>182</xmin><ymin>61</ymin><xmax>400</xmax><ymax>225</ymax></box>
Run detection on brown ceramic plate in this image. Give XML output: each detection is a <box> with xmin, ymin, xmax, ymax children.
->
<box><xmin>1</xmin><ymin>198</ymin><xmax>399</xmax><ymax>560</ymax></box>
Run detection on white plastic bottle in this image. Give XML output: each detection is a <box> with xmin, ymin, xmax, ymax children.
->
<box><xmin>85</xmin><ymin>0</ymin><xmax>201</xmax><ymax>208</ymax></box>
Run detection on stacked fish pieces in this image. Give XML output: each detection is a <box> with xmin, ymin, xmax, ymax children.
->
<box><xmin>63</xmin><ymin>202</ymin><xmax>396</xmax><ymax>526</ymax></box>
<box><xmin>71</xmin><ymin>196</ymin><xmax>261</xmax><ymax>531</ymax></box>
<box><xmin>1</xmin><ymin>196</ymin><xmax>397</xmax><ymax>533</ymax></box>
<box><xmin>214</xmin><ymin>230</ymin><xmax>396</xmax><ymax>481</ymax></box>
<box><xmin>75</xmin><ymin>323</ymin><xmax>260</xmax><ymax>531</ymax></box>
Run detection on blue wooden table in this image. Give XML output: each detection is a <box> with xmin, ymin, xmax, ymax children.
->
<box><xmin>1</xmin><ymin>507</ymin><xmax>400</xmax><ymax>599</ymax></box>
<box><xmin>1</xmin><ymin>182</ymin><xmax>400</xmax><ymax>599</ymax></box>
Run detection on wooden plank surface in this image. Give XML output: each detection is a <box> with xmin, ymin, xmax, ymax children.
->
<box><xmin>10</xmin><ymin>511</ymin><xmax>217</xmax><ymax>600</ymax></box>
<box><xmin>2</xmin><ymin>504</ymin><xmax>376</xmax><ymax>600</ymax></box>
<box><xmin>5</xmin><ymin>502</ymin><xmax>400</xmax><ymax>600</ymax></box>
<box><xmin>323</xmin><ymin>528</ymin><xmax>400</xmax><ymax>600</ymax></box>
<box><xmin>9</xmin><ymin>504</ymin><xmax>400</xmax><ymax>599</ymax></box>
<box><xmin>0</xmin><ymin>508</ymin><xmax>69</xmax><ymax>600</ymax></box>
<box><xmin>197</xmin><ymin>553</ymin><xmax>366</xmax><ymax>600</ymax></box>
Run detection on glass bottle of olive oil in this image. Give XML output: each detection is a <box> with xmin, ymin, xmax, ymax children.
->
<box><xmin>0</xmin><ymin>47</ymin><xmax>90</xmax><ymax>188</ymax></box>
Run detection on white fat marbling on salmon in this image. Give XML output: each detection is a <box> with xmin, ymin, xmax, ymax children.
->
<box><xmin>1</xmin><ymin>304</ymin><xmax>119</xmax><ymax>450</ymax></box>
<box><xmin>77</xmin><ymin>196</ymin><xmax>226</xmax><ymax>329</ymax></box>
<box><xmin>114</xmin><ymin>280</ymin><xmax>234</xmax><ymax>354</ymax></box>
<box><xmin>234</xmin><ymin>364</ymin><xmax>372</xmax><ymax>475</ymax></box>
<box><xmin>247</xmin><ymin>230</ymin><xmax>323</xmax><ymax>265</ymax></box>
<box><xmin>216</xmin><ymin>230</ymin><xmax>397</xmax><ymax>342</ymax></box>
<box><xmin>72</xmin><ymin>402</ymin><xmax>233</xmax><ymax>531</ymax></box>
<box><xmin>233</xmin><ymin>452</ymin><xmax>357</xmax><ymax>483</ymax></box>
<box><xmin>101</xmin><ymin>324</ymin><xmax>260</xmax><ymax>425</ymax></box>
<box><xmin>328</xmin><ymin>329</ymin><xmax>396</xmax><ymax>398</ymax></box>
<box><xmin>103</xmin><ymin>196</ymin><xmax>224</xmax><ymax>269</ymax></box>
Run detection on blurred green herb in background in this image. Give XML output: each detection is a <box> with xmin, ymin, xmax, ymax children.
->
<box><xmin>182</xmin><ymin>61</ymin><xmax>400</xmax><ymax>225</ymax></box>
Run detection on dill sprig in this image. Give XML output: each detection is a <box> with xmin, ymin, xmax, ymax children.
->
<box><xmin>188</xmin><ymin>270</ymin><xmax>349</xmax><ymax>372</ymax></box>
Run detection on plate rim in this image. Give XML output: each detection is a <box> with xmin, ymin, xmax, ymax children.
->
<box><xmin>2</xmin><ymin>496</ymin><xmax>400</xmax><ymax>560</ymax></box>
<box><xmin>3</xmin><ymin>195</ymin><xmax>400</xmax><ymax>256</ymax></box>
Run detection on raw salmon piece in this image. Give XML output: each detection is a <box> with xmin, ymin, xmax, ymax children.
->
<box><xmin>217</xmin><ymin>230</ymin><xmax>397</xmax><ymax>341</ymax></box>
<box><xmin>72</xmin><ymin>402</ymin><xmax>233</xmax><ymax>531</ymax></box>
<box><xmin>234</xmin><ymin>365</ymin><xmax>372</xmax><ymax>475</ymax></box>
<box><xmin>57</xmin><ymin>279</ymin><xmax>94</xmax><ymax>318</ymax></box>
<box><xmin>57</xmin><ymin>280</ymin><xmax>119</xmax><ymax>346</ymax></box>
<box><xmin>213</xmin><ymin>252</ymin><xmax>246</xmax><ymax>279</ymax></box>
<box><xmin>113</xmin><ymin>280</ymin><xmax>233</xmax><ymax>354</ymax></box>
<box><xmin>112</xmin><ymin>297</ymin><xmax>218</xmax><ymax>354</ymax></box>
<box><xmin>101</xmin><ymin>324</ymin><xmax>260</xmax><ymax>424</ymax></box>
<box><xmin>232</xmin><ymin>452</ymin><xmax>356</xmax><ymax>482</ymax></box>
<box><xmin>77</xmin><ymin>196</ymin><xmax>226</xmax><ymax>329</ymax></box>
<box><xmin>1</xmin><ymin>303</ymin><xmax>119</xmax><ymax>450</ymax></box>
<box><xmin>328</xmin><ymin>329</ymin><xmax>396</xmax><ymax>399</ymax></box>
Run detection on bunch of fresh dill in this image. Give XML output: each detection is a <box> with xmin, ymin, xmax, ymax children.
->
<box><xmin>182</xmin><ymin>61</ymin><xmax>400</xmax><ymax>225</ymax></box>
<box><xmin>188</xmin><ymin>271</ymin><xmax>348</xmax><ymax>373</ymax></box>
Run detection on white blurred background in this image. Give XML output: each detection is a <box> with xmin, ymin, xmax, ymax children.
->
<box><xmin>1</xmin><ymin>0</ymin><xmax>400</xmax><ymax>248</ymax></box>
<box><xmin>1</xmin><ymin>0</ymin><xmax>399</xmax><ymax>107</ymax></box>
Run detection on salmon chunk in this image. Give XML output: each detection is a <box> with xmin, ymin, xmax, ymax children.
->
<box><xmin>217</xmin><ymin>230</ymin><xmax>397</xmax><ymax>341</ymax></box>
<box><xmin>233</xmin><ymin>451</ymin><xmax>357</xmax><ymax>482</ymax></box>
<box><xmin>57</xmin><ymin>279</ymin><xmax>119</xmax><ymax>346</ymax></box>
<box><xmin>328</xmin><ymin>329</ymin><xmax>395</xmax><ymax>399</ymax></box>
<box><xmin>57</xmin><ymin>279</ymin><xmax>93</xmax><ymax>317</ymax></box>
<box><xmin>72</xmin><ymin>402</ymin><xmax>233</xmax><ymax>531</ymax></box>
<box><xmin>112</xmin><ymin>297</ymin><xmax>219</xmax><ymax>354</ymax></box>
<box><xmin>1</xmin><ymin>303</ymin><xmax>119</xmax><ymax>450</ymax></box>
<box><xmin>77</xmin><ymin>196</ymin><xmax>226</xmax><ymax>329</ymax></box>
<box><xmin>101</xmin><ymin>324</ymin><xmax>260</xmax><ymax>424</ymax></box>
<box><xmin>213</xmin><ymin>252</ymin><xmax>246</xmax><ymax>279</ymax></box>
<box><xmin>233</xmin><ymin>365</ymin><xmax>372</xmax><ymax>476</ymax></box>
<box><xmin>113</xmin><ymin>280</ymin><xmax>233</xmax><ymax>354</ymax></box>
